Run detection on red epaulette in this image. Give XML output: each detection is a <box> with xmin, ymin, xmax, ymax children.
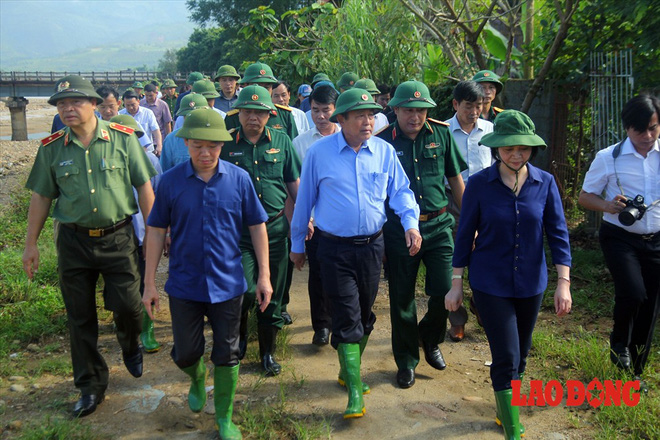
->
<box><xmin>274</xmin><ymin>104</ymin><xmax>292</xmax><ymax>112</ymax></box>
<box><xmin>41</xmin><ymin>130</ymin><xmax>65</xmax><ymax>146</ymax></box>
<box><xmin>109</xmin><ymin>122</ymin><xmax>135</xmax><ymax>135</ymax></box>
<box><xmin>427</xmin><ymin>118</ymin><xmax>450</xmax><ymax>126</ymax></box>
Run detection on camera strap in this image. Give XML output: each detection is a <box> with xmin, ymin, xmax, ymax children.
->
<box><xmin>612</xmin><ymin>137</ymin><xmax>660</xmax><ymax>212</ymax></box>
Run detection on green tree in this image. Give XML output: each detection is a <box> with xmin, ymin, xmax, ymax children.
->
<box><xmin>186</xmin><ymin>0</ymin><xmax>315</xmax><ymax>27</ymax></box>
<box><xmin>157</xmin><ymin>48</ymin><xmax>179</xmax><ymax>74</ymax></box>
<box><xmin>175</xmin><ymin>27</ymin><xmax>262</xmax><ymax>73</ymax></box>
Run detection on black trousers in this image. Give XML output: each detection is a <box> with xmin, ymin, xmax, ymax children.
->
<box><xmin>169</xmin><ymin>294</ymin><xmax>243</xmax><ymax>368</ymax></box>
<box><xmin>473</xmin><ymin>289</ymin><xmax>543</xmax><ymax>392</ymax></box>
<box><xmin>317</xmin><ymin>233</ymin><xmax>384</xmax><ymax>349</ymax></box>
<box><xmin>306</xmin><ymin>228</ymin><xmax>332</xmax><ymax>332</ymax></box>
<box><xmin>599</xmin><ymin>222</ymin><xmax>660</xmax><ymax>375</ymax></box>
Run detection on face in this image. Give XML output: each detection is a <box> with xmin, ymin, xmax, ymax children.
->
<box><xmin>145</xmin><ymin>91</ymin><xmax>158</xmax><ymax>104</ymax></box>
<box><xmin>56</xmin><ymin>97</ymin><xmax>97</xmax><ymax>128</ymax></box>
<box><xmin>376</xmin><ymin>93</ymin><xmax>390</xmax><ymax>108</ymax></box>
<box><xmin>271</xmin><ymin>84</ymin><xmax>290</xmax><ymax>106</ymax></box>
<box><xmin>479</xmin><ymin>82</ymin><xmax>498</xmax><ymax>104</ymax></box>
<box><xmin>310</xmin><ymin>100</ymin><xmax>336</xmax><ymax>134</ymax></box>
<box><xmin>453</xmin><ymin>98</ymin><xmax>483</xmax><ymax>127</ymax></box>
<box><xmin>97</xmin><ymin>95</ymin><xmax>121</xmax><ymax>121</ymax></box>
<box><xmin>393</xmin><ymin>107</ymin><xmax>428</xmax><ymax>139</ymax></box>
<box><xmin>238</xmin><ymin>108</ymin><xmax>270</xmax><ymax>136</ymax></box>
<box><xmin>185</xmin><ymin>138</ymin><xmax>223</xmax><ymax>172</ymax></box>
<box><xmin>246</xmin><ymin>82</ymin><xmax>273</xmax><ymax>93</ymax></box>
<box><xmin>497</xmin><ymin>145</ymin><xmax>533</xmax><ymax>171</ymax></box>
<box><xmin>219</xmin><ymin>77</ymin><xmax>237</xmax><ymax>96</ymax></box>
<box><xmin>626</xmin><ymin>112</ymin><xmax>660</xmax><ymax>153</ymax></box>
<box><xmin>162</xmin><ymin>87</ymin><xmax>175</xmax><ymax>97</ymax></box>
<box><xmin>338</xmin><ymin>109</ymin><xmax>375</xmax><ymax>145</ymax></box>
<box><xmin>124</xmin><ymin>97</ymin><xmax>140</xmax><ymax>115</ymax></box>
<box><xmin>134</xmin><ymin>88</ymin><xmax>143</xmax><ymax>96</ymax></box>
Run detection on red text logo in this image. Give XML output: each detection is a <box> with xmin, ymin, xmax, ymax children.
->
<box><xmin>511</xmin><ymin>379</ymin><xmax>640</xmax><ymax>407</ymax></box>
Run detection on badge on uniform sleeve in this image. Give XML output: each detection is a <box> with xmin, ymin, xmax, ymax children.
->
<box><xmin>265</xmin><ymin>148</ymin><xmax>281</xmax><ymax>154</ymax></box>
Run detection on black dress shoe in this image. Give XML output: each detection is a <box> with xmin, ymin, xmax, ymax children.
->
<box><xmin>123</xmin><ymin>349</ymin><xmax>143</xmax><ymax>378</ymax></box>
<box><xmin>634</xmin><ymin>376</ymin><xmax>649</xmax><ymax>394</ymax></box>
<box><xmin>312</xmin><ymin>328</ymin><xmax>330</xmax><ymax>346</ymax></box>
<box><xmin>262</xmin><ymin>354</ymin><xmax>282</xmax><ymax>376</ymax></box>
<box><xmin>281</xmin><ymin>311</ymin><xmax>293</xmax><ymax>326</ymax></box>
<box><xmin>610</xmin><ymin>345</ymin><xmax>631</xmax><ymax>370</ymax></box>
<box><xmin>72</xmin><ymin>393</ymin><xmax>104</xmax><ymax>418</ymax></box>
<box><xmin>396</xmin><ymin>368</ymin><xmax>415</xmax><ymax>389</ymax></box>
<box><xmin>422</xmin><ymin>341</ymin><xmax>447</xmax><ymax>370</ymax></box>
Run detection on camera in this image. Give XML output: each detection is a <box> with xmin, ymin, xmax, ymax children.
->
<box><xmin>618</xmin><ymin>194</ymin><xmax>647</xmax><ymax>226</ymax></box>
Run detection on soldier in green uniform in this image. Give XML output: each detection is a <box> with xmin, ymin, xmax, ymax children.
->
<box><xmin>22</xmin><ymin>75</ymin><xmax>157</xmax><ymax>417</ymax></box>
<box><xmin>377</xmin><ymin>80</ymin><xmax>467</xmax><ymax>389</ymax></box>
<box><xmin>132</xmin><ymin>81</ymin><xmax>145</xmax><ymax>100</ymax></box>
<box><xmin>220</xmin><ymin>85</ymin><xmax>302</xmax><ymax>376</ymax></box>
<box><xmin>472</xmin><ymin>70</ymin><xmax>504</xmax><ymax>121</ymax></box>
<box><xmin>224</xmin><ymin>62</ymin><xmax>299</xmax><ymax>141</ymax></box>
<box><xmin>336</xmin><ymin>72</ymin><xmax>360</xmax><ymax>92</ymax></box>
<box><xmin>161</xmin><ymin>79</ymin><xmax>178</xmax><ymax>120</ymax></box>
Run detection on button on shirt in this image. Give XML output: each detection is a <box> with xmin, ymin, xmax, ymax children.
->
<box><xmin>446</xmin><ymin>114</ymin><xmax>493</xmax><ymax>182</ymax></box>
<box><xmin>290</xmin><ymin>132</ymin><xmax>420</xmax><ymax>253</ymax></box>
<box><xmin>582</xmin><ymin>139</ymin><xmax>660</xmax><ymax>234</ymax></box>
<box><xmin>452</xmin><ymin>163</ymin><xmax>572</xmax><ymax>298</ymax></box>
<box><xmin>147</xmin><ymin>160</ymin><xmax>268</xmax><ymax>303</ymax></box>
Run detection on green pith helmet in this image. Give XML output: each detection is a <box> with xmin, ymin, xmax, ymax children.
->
<box><xmin>48</xmin><ymin>75</ymin><xmax>103</xmax><ymax>106</ymax></box>
<box><xmin>176</xmin><ymin>107</ymin><xmax>233</xmax><ymax>142</ymax></box>
<box><xmin>192</xmin><ymin>79</ymin><xmax>220</xmax><ymax>98</ymax></box>
<box><xmin>387</xmin><ymin>80</ymin><xmax>436</xmax><ymax>108</ymax></box>
<box><xmin>311</xmin><ymin>73</ymin><xmax>331</xmax><ymax>87</ymax></box>
<box><xmin>233</xmin><ymin>85</ymin><xmax>276</xmax><ymax>111</ymax></box>
<box><xmin>214</xmin><ymin>65</ymin><xmax>241</xmax><ymax>80</ymax></box>
<box><xmin>479</xmin><ymin>110</ymin><xmax>546</xmax><ymax>149</ymax></box>
<box><xmin>330</xmin><ymin>88</ymin><xmax>383</xmax><ymax>122</ymax></box>
<box><xmin>162</xmin><ymin>79</ymin><xmax>177</xmax><ymax>89</ymax></box>
<box><xmin>132</xmin><ymin>81</ymin><xmax>144</xmax><ymax>89</ymax></box>
<box><xmin>176</xmin><ymin>93</ymin><xmax>210</xmax><ymax>117</ymax></box>
<box><xmin>472</xmin><ymin>70</ymin><xmax>503</xmax><ymax>94</ymax></box>
<box><xmin>186</xmin><ymin>71</ymin><xmax>204</xmax><ymax>85</ymax></box>
<box><xmin>336</xmin><ymin>72</ymin><xmax>359</xmax><ymax>91</ymax></box>
<box><xmin>110</xmin><ymin>115</ymin><xmax>145</xmax><ymax>138</ymax></box>
<box><xmin>353</xmin><ymin>78</ymin><xmax>380</xmax><ymax>95</ymax></box>
<box><xmin>239</xmin><ymin>62</ymin><xmax>278</xmax><ymax>84</ymax></box>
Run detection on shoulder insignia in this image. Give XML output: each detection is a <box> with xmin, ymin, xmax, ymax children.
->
<box><xmin>101</xmin><ymin>129</ymin><xmax>110</xmax><ymax>141</ymax></box>
<box><xmin>265</xmin><ymin>148</ymin><xmax>281</xmax><ymax>154</ymax></box>
<box><xmin>265</xmin><ymin>127</ymin><xmax>272</xmax><ymax>142</ymax></box>
<box><xmin>41</xmin><ymin>130</ymin><xmax>65</xmax><ymax>146</ymax></box>
<box><xmin>493</xmin><ymin>106</ymin><xmax>504</xmax><ymax>114</ymax></box>
<box><xmin>274</xmin><ymin>104</ymin><xmax>292</xmax><ymax>112</ymax></box>
<box><xmin>227</xmin><ymin>128</ymin><xmax>236</xmax><ymax>134</ymax></box>
<box><xmin>427</xmin><ymin>117</ymin><xmax>450</xmax><ymax>126</ymax></box>
<box><xmin>226</xmin><ymin>109</ymin><xmax>239</xmax><ymax>116</ymax></box>
<box><xmin>109</xmin><ymin>122</ymin><xmax>135</xmax><ymax>135</ymax></box>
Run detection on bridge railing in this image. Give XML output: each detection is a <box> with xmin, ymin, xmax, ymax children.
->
<box><xmin>0</xmin><ymin>71</ymin><xmax>198</xmax><ymax>83</ymax></box>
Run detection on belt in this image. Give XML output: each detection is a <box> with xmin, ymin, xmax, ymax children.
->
<box><xmin>267</xmin><ymin>210</ymin><xmax>284</xmax><ymax>224</ymax></box>
<box><xmin>62</xmin><ymin>217</ymin><xmax>132</xmax><ymax>237</ymax></box>
<box><xmin>419</xmin><ymin>207</ymin><xmax>446</xmax><ymax>222</ymax></box>
<box><xmin>602</xmin><ymin>221</ymin><xmax>659</xmax><ymax>242</ymax></box>
<box><xmin>640</xmin><ymin>232</ymin><xmax>659</xmax><ymax>241</ymax></box>
<box><xmin>317</xmin><ymin>229</ymin><xmax>382</xmax><ymax>245</ymax></box>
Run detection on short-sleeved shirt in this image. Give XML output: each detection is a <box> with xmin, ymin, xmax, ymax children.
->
<box><xmin>148</xmin><ymin>160</ymin><xmax>268</xmax><ymax>303</ymax></box>
<box><xmin>26</xmin><ymin>120</ymin><xmax>157</xmax><ymax>228</ymax></box>
<box><xmin>220</xmin><ymin>126</ymin><xmax>301</xmax><ymax>217</ymax></box>
<box><xmin>224</xmin><ymin>105</ymin><xmax>299</xmax><ymax>141</ymax></box>
<box><xmin>292</xmin><ymin>124</ymin><xmax>341</xmax><ymax>162</ymax></box>
<box><xmin>119</xmin><ymin>106</ymin><xmax>159</xmax><ymax>145</ymax></box>
<box><xmin>446</xmin><ymin>114</ymin><xmax>493</xmax><ymax>182</ymax></box>
<box><xmin>160</xmin><ymin>128</ymin><xmax>189</xmax><ymax>172</ymax></box>
<box><xmin>140</xmin><ymin>98</ymin><xmax>173</xmax><ymax>140</ymax></box>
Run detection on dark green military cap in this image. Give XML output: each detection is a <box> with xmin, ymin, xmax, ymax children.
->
<box><xmin>336</xmin><ymin>72</ymin><xmax>359</xmax><ymax>91</ymax></box>
<box><xmin>48</xmin><ymin>75</ymin><xmax>103</xmax><ymax>106</ymax></box>
<box><xmin>479</xmin><ymin>110</ymin><xmax>546</xmax><ymax>149</ymax></box>
<box><xmin>239</xmin><ymin>62</ymin><xmax>278</xmax><ymax>84</ymax></box>
<box><xmin>472</xmin><ymin>70</ymin><xmax>503</xmax><ymax>94</ymax></box>
<box><xmin>176</xmin><ymin>107</ymin><xmax>233</xmax><ymax>142</ymax></box>
<box><xmin>311</xmin><ymin>73</ymin><xmax>331</xmax><ymax>88</ymax></box>
<box><xmin>232</xmin><ymin>85</ymin><xmax>276</xmax><ymax>111</ymax></box>
<box><xmin>387</xmin><ymin>80</ymin><xmax>436</xmax><ymax>108</ymax></box>
<box><xmin>186</xmin><ymin>71</ymin><xmax>204</xmax><ymax>85</ymax></box>
<box><xmin>109</xmin><ymin>114</ymin><xmax>145</xmax><ymax>138</ymax></box>
<box><xmin>132</xmin><ymin>81</ymin><xmax>144</xmax><ymax>89</ymax></box>
<box><xmin>162</xmin><ymin>79</ymin><xmax>177</xmax><ymax>89</ymax></box>
<box><xmin>176</xmin><ymin>93</ymin><xmax>210</xmax><ymax>117</ymax></box>
<box><xmin>214</xmin><ymin>65</ymin><xmax>241</xmax><ymax>81</ymax></box>
<box><xmin>192</xmin><ymin>79</ymin><xmax>220</xmax><ymax>98</ymax></box>
<box><xmin>354</xmin><ymin>78</ymin><xmax>380</xmax><ymax>95</ymax></box>
<box><xmin>330</xmin><ymin>88</ymin><xmax>383</xmax><ymax>122</ymax></box>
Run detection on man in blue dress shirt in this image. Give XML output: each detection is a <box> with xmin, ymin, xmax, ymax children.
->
<box><xmin>290</xmin><ymin>88</ymin><xmax>422</xmax><ymax>419</ymax></box>
<box><xmin>143</xmin><ymin>108</ymin><xmax>271</xmax><ymax>440</ymax></box>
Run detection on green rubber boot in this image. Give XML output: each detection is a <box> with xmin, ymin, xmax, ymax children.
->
<box><xmin>181</xmin><ymin>358</ymin><xmax>207</xmax><ymax>413</ymax></box>
<box><xmin>496</xmin><ymin>374</ymin><xmax>525</xmax><ymax>436</ymax></box>
<box><xmin>214</xmin><ymin>365</ymin><xmax>242</xmax><ymax>440</ymax></box>
<box><xmin>140</xmin><ymin>309</ymin><xmax>161</xmax><ymax>353</ymax></box>
<box><xmin>494</xmin><ymin>389</ymin><xmax>522</xmax><ymax>440</ymax></box>
<box><xmin>338</xmin><ymin>335</ymin><xmax>370</xmax><ymax>394</ymax></box>
<box><xmin>337</xmin><ymin>343</ymin><xmax>365</xmax><ymax>419</ymax></box>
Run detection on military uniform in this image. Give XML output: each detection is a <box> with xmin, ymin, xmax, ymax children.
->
<box><xmin>224</xmin><ymin>104</ymin><xmax>298</xmax><ymax>140</ymax></box>
<box><xmin>472</xmin><ymin>70</ymin><xmax>504</xmax><ymax>122</ymax></box>
<box><xmin>486</xmin><ymin>105</ymin><xmax>504</xmax><ymax>121</ymax></box>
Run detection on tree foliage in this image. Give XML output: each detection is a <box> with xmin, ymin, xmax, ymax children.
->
<box><xmin>185</xmin><ymin>0</ymin><xmax>315</xmax><ymax>27</ymax></box>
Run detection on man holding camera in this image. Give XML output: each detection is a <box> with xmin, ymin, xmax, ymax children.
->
<box><xmin>578</xmin><ymin>94</ymin><xmax>660</xmax><ymax>385</ymax></box>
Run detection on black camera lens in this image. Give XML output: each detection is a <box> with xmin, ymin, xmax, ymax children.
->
<box><xmin>619</xmin><ymin>208</ymin><xmax>640</xmax><ymax>226</ymax></box>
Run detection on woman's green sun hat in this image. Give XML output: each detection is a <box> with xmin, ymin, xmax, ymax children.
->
<box><xmin>479</xmin><ymin>110</ymin><xmax>547</xmax><ymax>149</ymax></box>
<box><xmin>232</xmin><ymin>85</ymin><xmax>276</xmax><ymax>111</ymax></box>
<box><xmin>109</xmin><ymin>115</ymin><xmax>144</xmax><ymax>138</ymax></box>
<box><xmin>387</xmin><ymin>80</ymin><xmax>436</xmax><ymax>108</ymax></box>
<box><xmin>176</xmin><ymin>107</ymin><xmax>233</xmax><ymax>142</ymax></box>
<box><xmin>176</xmin><ymin>93</ymin><xmax>210</xmax><ymax>118</ymax></box>
<box><xmin>330</xmin><ymin>88</ymin><xmax>383</xmax><ymax>122</ymax></box>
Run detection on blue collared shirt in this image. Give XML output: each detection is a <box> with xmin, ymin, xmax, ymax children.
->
<box><xmin>453</xmin><ymin>162</ymin><xmax>572</xmax><ymax>298</ymax></box>
<box><xmin>148</xmin><ymin>159</ymin><xmax>268</xmax><ymax>303</ymax></box>
<box><xmin>160</xmin><ymin>128</ymin><xmax>189</xmax><ymax>172</ymax></box>
<box><xmin>291</xmin><ymin>131</ymin><xmax>420</xmax><ymax>253</ymax></box>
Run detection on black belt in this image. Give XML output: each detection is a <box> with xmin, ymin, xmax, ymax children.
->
<box><xmin>317</xmin><ymin>229</ymin><xmax>382</xmax><ymax>245</ymax></box>
<box><xmin>62</xmin><ymin>217</ymin><xmax>132</xmax><ymax>237</ymax></box>
<box><xmin>267</xmin><ymin>210</ymin><xmax>284</xmax><ymax>224</ymax></box>
<box><xmin>419</xmin><ymin>207</ymin><xmax>446</xmax><ymax>222</ymax></box>
<box><xmin>603</xmin><ymin>221</ymin><xmax>659</xmax><ymax>242</ymax></box>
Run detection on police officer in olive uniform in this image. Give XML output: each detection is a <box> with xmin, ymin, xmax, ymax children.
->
<box><xmin>220</xmin><ymin>85</ymin><xmax>302</xmax><ymax>376</ymax></box>
<box><xmin>161</xmin><ymin>79</ymin><xmax>178</xmax><ymax>120</ymax></box>
<box><xmin>22</xmin><ymin>76</ymin><xmax>157</xmax><ymax>417</ymax></box>
<box><xmin>224</xmin><ymin>62</ymin><xmax>299</xmax><ymax>141</ymax></box>
<box><xmin>472</xmin><ymin>70</ymin><xmax>504</xmax><ymax>121</ymax></box>
<box><xmin>377</xmin><ymin>81</ymin><xmax>467</xmax><ymax>389</ymax></box>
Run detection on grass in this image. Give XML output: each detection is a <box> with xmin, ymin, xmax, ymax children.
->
<box><xmin>12</xmin><ymin>415</ymin><xmax>109</xmax><ymax>440</ymax></box>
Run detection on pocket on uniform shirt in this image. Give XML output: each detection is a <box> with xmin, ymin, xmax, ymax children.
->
<box><xmin>100</xmin><ymin>155</ymin><xmax>128</xmax><ymax>188</ymax></box>
<box><xmin>55</xmin><ymin>165</ymin><xmax>81</xmax><ymax>196</ymax></box>
<box><xmin>421</xmin><ymin>146</ymin><xmax>441</xmax><ymax>176</ymax></box>
<box><xmin>261</xmin><ymin>150</ymin><xmax>284</xmax><ymax>179</ymax></box>
<box><xmin>370</xmin><ymin>172</ymin><xmax>389</xmax><ymax>202</ymax></box>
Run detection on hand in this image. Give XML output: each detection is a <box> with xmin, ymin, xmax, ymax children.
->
<box><xmin>142</xmin><ymin>285</ymin><xmax>160</xmax><ymax>320</ymax></box>
<box><xmin>445</xmin><ymin>285</ymin><xmax>464</xmax><ymax>312</ymax></box>
<box><xmin>405</xmin><ymin>228</ymin><xmax>422</xmax><ymax>256</ymax></box>
<box><xmin>290</xmin><ymin>252</ymin><xmax>306</xmax><ymax>270</ymax></box>
<box><xmin>554</xmin><ymin>283</ymin><xmax>572</xmax><ymax>316</ymax></box>
<box><xmin>22</xmin><ymin>244</ymin><xmax>40</xmax><ymax>279</ymax></box>
<box><xmin>163</xmin><ymin>234</ymin><xmax>171</xmax><ymax>257</ymax></box>
<box><xmin>605</xmin><ymin>194</ymin><xmax>628</xmax><ymax>215</ymax></box>
<box><xmin>255</xmin><ymin>276</ymin><xmax>273</xmax><ymax>313</ymax></box>
<box><xmin>305</xmin><ymin>221</ymin><xmax>314</xmax><ymax>241</ymax></box>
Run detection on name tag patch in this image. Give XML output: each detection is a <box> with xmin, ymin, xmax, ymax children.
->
<box><xmin>396</xmin><ymin>150</ymin><xmax>404</xmax><ymax>156</ymax></box>
<box><xmin>59</xmin><ymin>159</ymin><xmax>74</xmax><ymax>166</ymax></box>
<box><xmin>229</xmin><ymin>151</ymin><xmax>243</xmax><ymax>157</ymax></box>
